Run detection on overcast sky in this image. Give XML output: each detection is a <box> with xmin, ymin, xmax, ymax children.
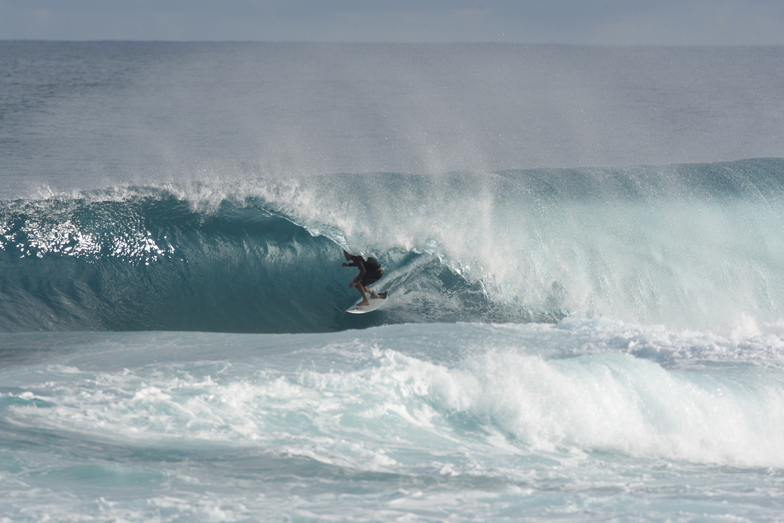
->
<box><xmin>1</xmin><ymin>0</ymin><xmax>783</xmax><ymax>45</ymax></box>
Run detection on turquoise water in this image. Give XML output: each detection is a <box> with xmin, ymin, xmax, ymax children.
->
<box><xmin>1</xmin><ymin>42</ymin><xmax>784</xmax><ymax>522</ymax></box>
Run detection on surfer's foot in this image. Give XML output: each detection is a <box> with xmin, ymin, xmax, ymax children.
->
<box><xmin>358</xmin><ymin>300</ymin><xmax>371</xmax><ymax>307</ymax></box>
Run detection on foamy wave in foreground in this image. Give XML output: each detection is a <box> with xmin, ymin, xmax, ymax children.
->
<box><xmin>2</xmin><ymin>320</ymin><xmax>784</xmax><ymax>521</ymax></box>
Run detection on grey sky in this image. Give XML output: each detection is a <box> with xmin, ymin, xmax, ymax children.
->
<box><xmin>1</xmin><ymin>0</ymin><xmax>783</xmax><ymax>45</ymax></box>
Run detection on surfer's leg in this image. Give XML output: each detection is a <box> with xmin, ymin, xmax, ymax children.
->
<box><xmin>362</xmin><ymin>271</ymin><xmax>382</xmax><ymax>299</ymax></box>
<box><xmin>362</xmin><ymin>283</ymin><xmax>380</xmax><ymax>300</ymax></box>
<box><xmin>356</xmin><ymin>283</ymin><xmax>370</xmax><ymax>306</ymax></box>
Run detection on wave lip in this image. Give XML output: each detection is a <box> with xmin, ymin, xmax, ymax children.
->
<box><xmin>3</xmin><ymin>158</ymin><xmax>784</xmax><ymax>333</ymax></box>
<box><xmin>0</xmin><ymin>187</ymin><xmax>538</xmax><ymax>333</ymax></box>
<box><xmin>0</xmin><ymin>190</ymin><xmax>345</xmax><ymax>332</ymax></box>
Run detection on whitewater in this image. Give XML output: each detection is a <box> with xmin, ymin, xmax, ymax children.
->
<box><xmin>1</xmin><ymin>42</ymin><xmax>784</xmax><ymax>522</ymax></box>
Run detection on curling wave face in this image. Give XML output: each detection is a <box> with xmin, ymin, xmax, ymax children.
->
<box><xmin>2</xmin><ymin>158</ymin><xmax>784</xmax><ymax>333</ymax></box>
<box><xmin>0</xmin><ymin>187</ymin><xmax>531</xmax><ymax>332</ymax></box>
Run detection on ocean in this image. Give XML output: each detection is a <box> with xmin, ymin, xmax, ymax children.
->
<box><xmin>1</xmin><ymin>41</ymin><xmax>784</xmax><ymax>522</ymax></box>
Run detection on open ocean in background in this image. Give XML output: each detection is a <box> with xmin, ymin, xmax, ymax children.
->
<box><xmin>1</xmin><ymin>41</ymin><xmax>784</xmax><ymax>522</ymax></box>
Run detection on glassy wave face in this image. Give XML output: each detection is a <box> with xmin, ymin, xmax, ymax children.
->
<box><xmin>1</xmin><ymin>157</ymin><xmax>784</xmax><ymax>333</ymax></box>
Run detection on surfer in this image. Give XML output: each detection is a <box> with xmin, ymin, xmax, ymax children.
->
<box><xmin>342</xmin><ymin>250</ymin><xmax>384</xmax><ymax>307</ymax></box>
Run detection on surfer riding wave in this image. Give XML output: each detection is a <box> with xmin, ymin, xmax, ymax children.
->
<box><xmin>342</xmin><ymin>250</ymin><xmax>385</xmax><ymax>306</ymax></box>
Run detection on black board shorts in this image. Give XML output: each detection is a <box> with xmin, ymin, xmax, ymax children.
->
<box><xmin>360</xmin><ymin>269</ymin><xmax>383</xmax><ymax>286</ymax></box>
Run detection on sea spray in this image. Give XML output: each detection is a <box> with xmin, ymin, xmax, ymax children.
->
<box><xmin>2</xmin><ymin>159</ymin><xmax>784</xmax><ymax>332</ymax></box>
<box><xmin>3</xmin><ymin>41</ymin><xmax>784</xmax><ymax>523</ymax></box>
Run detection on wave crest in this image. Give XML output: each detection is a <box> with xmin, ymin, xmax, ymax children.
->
<box><xmin>0</xmin><ymin>188</ymin><xmax>539</xmax><ymax>332</ymax></box>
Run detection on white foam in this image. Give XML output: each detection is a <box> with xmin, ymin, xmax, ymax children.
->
<box><xmin>3</xmin><ymin>323</ymin><xmax>784</xmax><ymax>522</ymax></box>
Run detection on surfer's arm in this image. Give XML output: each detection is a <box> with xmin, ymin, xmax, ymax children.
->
<box><xmin>352</xmin><ymin>258</ymin><xmax>366</xmax><ymax>283</ymax></box>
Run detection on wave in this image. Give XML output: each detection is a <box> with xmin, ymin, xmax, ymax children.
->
<box><xmin>2</xmin><ymin>158</ymin><xmax>784</xmax><ymax>333</ymax></box>
<box><xmin>0</xmin><ymin>187</ymin><xmax>536</xmax><ymax>333</ymax></box>
<box><xmin>4</xmin><ymin>321</ymin><xmax>784</xmax><ymax>469</ymax></box>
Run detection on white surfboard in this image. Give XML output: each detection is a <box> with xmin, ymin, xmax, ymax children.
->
<box><xmin>346</xmin><ymin>293</ymin><xmax>388</xmax><ymax>314</ymax></box>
